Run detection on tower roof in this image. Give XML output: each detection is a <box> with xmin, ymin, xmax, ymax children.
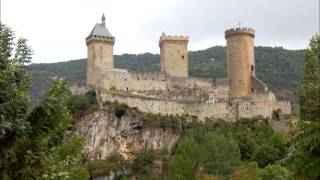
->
<box><xmin>88</xmin><ymin>14</ymin><xmax>113</xmax><ymax>38</ymax></box>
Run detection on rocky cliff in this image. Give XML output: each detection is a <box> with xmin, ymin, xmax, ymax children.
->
<box><xmin>75</xmin><ymin>107</ymin><xmax>181</xmax><ymax>160</ymax></box>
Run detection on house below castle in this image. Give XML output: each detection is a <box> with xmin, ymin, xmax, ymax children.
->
<box><xmin>85</xmin><ymin>14</ymin><xmax>291</xmax><ymax>121</ymax></box>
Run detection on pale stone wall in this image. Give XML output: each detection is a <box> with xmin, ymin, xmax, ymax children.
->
<box><xmin>96</xmin><ymin>69</ymin><xmax>216</xmax><ymax>93</ymax></box>
<box><xmin>275</xmin><ymin>101</ymin><xmax>291</xmax><ymax>115</ymax></box>
<box><xmin>97</xmin><ymin>90</ymin><xmax>237</xmax><ymax>121</ymax></box>
<box><xmin>159</xmin><ymin>36</ymin><xmax>189</xmax><ymax>78</ymax></box>
<box><xmin>225</xmin><ymin>28</ymin><xmax>255</xmax><ymax>98</ymax></box>
<box><xmin>97</xmin><ymin>70</ymin><xmax>168</xmax><ymax>92</ymax></box>
<box><xmin>239</xmin><ymin>91</ymin><xmax>277</xmax><ymax>119</ymax></box>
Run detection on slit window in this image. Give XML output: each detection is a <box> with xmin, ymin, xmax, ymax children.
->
<box><xmin>251</xmin><ymin>65</ymin><xmax>254</xmax><ymax>71</ymax></box>
<box><xmin>182</xmin><ymin>55</ymin><xmax>184</xmax><ymax>60</ymax></box>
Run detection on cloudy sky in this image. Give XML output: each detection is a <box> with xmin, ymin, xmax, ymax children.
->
<box><xmin>1</xmin><ymin>0</ymin><xmax>319</xmax><ymax>63</ymax></box>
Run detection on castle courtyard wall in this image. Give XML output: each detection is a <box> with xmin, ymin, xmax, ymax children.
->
<box><xmin>97</xmin><ymin>90</ymin><xmax>280</xmax><ymax>121</ymax></box>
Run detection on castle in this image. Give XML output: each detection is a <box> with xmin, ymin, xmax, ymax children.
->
<box><xmin>85</xmin><ymin>15</ymin><xmax>291</xmax><ymax>121</ymax></box>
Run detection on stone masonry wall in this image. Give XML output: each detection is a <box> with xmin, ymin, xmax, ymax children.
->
<box><xmin>97</xmin><ymin>90</ymin><xmax>237</xmax><ymax>121</ymax></box>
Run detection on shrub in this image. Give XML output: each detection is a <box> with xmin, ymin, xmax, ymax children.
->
<box><xmin>160</xmin><ymin>115</ymin><xmax>181</xmax><ymax>132</ymax></box>
<box><xmin>258</xmin><ymin>164</ymin><xmax>293</xmax><ymax>180</ymax></box>
<box><xmin>251</xmin><ymin>144</ymin><xmax>279</xmax><ymax>168</ymax></box>
<box><xmin>68</xmin><ymin>90</ymin><xmax>98</xmax><ymax>117</ymax></box>
<box><xmin>115</xmin><ymin>104</ymin><xmax>127</xmax><ymax>118</ymax></box>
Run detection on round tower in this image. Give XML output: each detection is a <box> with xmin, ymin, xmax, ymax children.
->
<box><xmin>86</xmin><ymin>14</ymin><xmax>115</xmax><ymax>87</ymax></box>
<box><xmin>225</xmin><ymin>27</ymin><xmax>255</xmax><ymax>99</ymax></box>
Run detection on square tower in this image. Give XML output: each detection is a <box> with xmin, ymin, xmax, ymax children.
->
<box><xmin>86</xmin><ymin>14</ymin><xmax>115</xmax><ymax>87</ymax></box>
<box><xmin>159</xmin><ymin>33</ymin><xmax>189</xmax><ymax>78</ymax></box>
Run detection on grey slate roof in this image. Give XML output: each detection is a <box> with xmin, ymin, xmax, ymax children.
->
<box><xmin>88</xmin><ymin>23</ymin><xmax>113</xmax><ymax>38</ymax></box>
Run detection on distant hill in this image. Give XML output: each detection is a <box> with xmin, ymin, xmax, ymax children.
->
<box><xmin>27</xmin><ymin>46</ymin><xmax>304</xmax><ymax>110</ymax></box>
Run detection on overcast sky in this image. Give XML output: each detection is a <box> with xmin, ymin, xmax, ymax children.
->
<box><xmin>1</xmin><ymin>0</ymin><xmax>319</xmax><ymax>63</ymax></box>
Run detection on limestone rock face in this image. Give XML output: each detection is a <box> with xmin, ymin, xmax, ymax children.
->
<box><xmin>75</xmin><ymin>109</ymin><xmax>180</xmax><ymax>160</ymax></box>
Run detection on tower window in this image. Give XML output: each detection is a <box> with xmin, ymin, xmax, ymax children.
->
<box><xmin>251</xmin><ymin>88</ymin><xmax>255</xmax><ymax>92</ymax></box>
<box><xmin>182</xmin><ymin>55</ymin><xmax>184</xmax><ymax>59</ymax></box>
<box><xmin>251</xmin><ymin>65</ymin><xmax>254</xmax><ymax>71</ymax></box>
<box><xmin>100</xmin><ymin>46</ymin><xmax>103</xmax><ymax>57</ymax></box>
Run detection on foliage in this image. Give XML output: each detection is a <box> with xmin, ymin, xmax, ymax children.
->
<box><xmin>115</xmin><ymin>103</ymin><xmax>127</xmax><ymax>118</ymax></box>
<box><xmin>258</xmin><ymin>164</ymin><xmax>293</xmax><ymax>180</ymax></box>
<box><xmin>298</xmin><ymin>34</ymin><xmax>320</xmax><ymax>122</ymax></box>
<box><xmin>284</xmin><ymin>120</ymin><xmax>320</xmax><ymax>179</ymax></box>
<box><xmin>168</xmin><ymin>138</ymin><xmax>202</xmax><ymax>180</ymax></box>
<box><xmin>229</xmin><ymin>162</ymin><xmax>260</xmax><ymax>180</ymax></box>
<box><xmin>283</xmin><ymin>34</ymin><xmax>320</xmax><ymax>180</ymax></box>
<box><xmin>160</xmin><ymin>115</ymin><xmax>182</xmax><ymax>132</ymax></box>
<box><xmin>8</xmin><ymin>78</ymin><xmax>89</xmax><ymax>179</ymax></box>
<box><xmin>252</xmin><ymin>144</ymin><xmax>280</xmax><ymax>168</ymax></box>
<box><xmin>88</xmin><ymin>152</ymin><xmax>124</xmax><ymax>178</ymax></box>
<box><xmin>168</xmin><ymin>132</ymin><xmax>240</xmax><ymax>179</ymax></box>
<box><xmin>131</xmin><ymin>149</ymin><xmax>157</xmax><ymax>177</ymax></box>
<box><xmin>201</xmin><ymin>132</ymin><xmax>240</xmax><ymax>176</ymax></box>
<box><xmin>0</xmin><ymin>24</ymin><xmax>32</xmax><ymax>178</ymax></box>
<box><xmin>68</xmin><ymin>90</ymin><xmax>98</xmax><ymax>117</ymax></box>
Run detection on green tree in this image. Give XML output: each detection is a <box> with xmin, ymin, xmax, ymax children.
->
<box><xmin>298</xmin><ymin>34</ymin><xmax>320</xmax><ymax>122</ymax></box>
<box><xmin>285</xmin><ymin>120</ymin><xmax>320</xmax><ymax>179</ymax></box>
<box><xmin>252</xmin><ymin>144</ymin><xmax>279</xmax><ymax>168</ymax></box>
<box><xmin>201</xmin><ymin>132</ymin><xmax>240</xmax><ymax>176</ymax></box>
<box><xmin>229</xmin><ymin>162</ymin><xmax>260</xmax><ymax>180</ymax></box>
<box><xmin>8</xmin><ymin>78</ymin><xmax>89</xmax><ymax>179</ymax></box>
<box><xmin>284</xmin><ymin>34</ymin><xmax>320</xmax><ymax>179</ymax></box>
<box><xmin>0</xmin><ymin>24</ymin><xmax>32</xmax><ymax>178</ymax></box>
<box><xmin>258</xmin><ymin>164</ymin><xmax>293</xmax><ymax>180</ymax></box>
<box><xmin>168</xmin><ymin>138</ymin><xmax>202</xmax><ymax>180</ymax></box>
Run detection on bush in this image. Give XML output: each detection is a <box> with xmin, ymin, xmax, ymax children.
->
<box><xmin>131</xmin><ymin>149</ymin><xmax>157</xmax><ymax>177</ymax></box>
<box><xmin>160</xmin><ymin>115</ymin><xmax>181</xmax><ymax>131</ymax></box>
<box><xmin>115</xmin><ymin>104</ymin><xmax>127</xmax><ymax>118</ymax></box>
<box><xmin>87</xmin><ymin>152</ymin><xmax>124</xmax><ymax>178</ymax></box>
<box><xmin>229</xmin><ymin>162</ymin><xmax>260</xmax><ymax>180</ymax></box>
<box><xmin>258</xmin><ymin>164</ymin><xmax>293</xmax><ymax>180</ymax></box>
<box><xmin>68</xmin><ymin>90</ymin><xmax>98</xmax><ymax>117</ymax></box>
<box><xmin>251</xmin><ymin>144</ymin><xmax>279</xmax><ymax>168</ymax></box>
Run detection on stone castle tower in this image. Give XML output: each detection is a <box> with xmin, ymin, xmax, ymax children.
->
<box><xmin>159</xmin><ymin>33</ymin><xmax>189</xmax><ymax>78</ymax></box>
<box><xmin>225</xmin><ymin>27</ymin><xmax>255</xmax><ymax>99</ymax></box>
<box><xmin>86</xmin><ymin>14</ymin><xmax>115</xmax><ymax>87</ymax></box>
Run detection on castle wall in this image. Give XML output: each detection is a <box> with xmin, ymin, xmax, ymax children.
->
<box><xmin>275</xmin><ymin>101</ymin><xmax>291</xmax><ymax>115</ymax></box>
<box><xmin>97</xmin><ymin>89</ymin><xmax>287</xmax><ymax>122</ymax></box>
<box><xmin>97</xmin><ymin>70</ymin><xmax>168</xmax><ymax>92</ymax></box>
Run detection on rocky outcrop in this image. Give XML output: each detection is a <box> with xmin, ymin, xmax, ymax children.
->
<box><xmin>75</xmin><ymin>108</ymin><xmax>181</xmax><ymax>160</ymax></box>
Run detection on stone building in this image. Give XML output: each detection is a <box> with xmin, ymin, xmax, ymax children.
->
<box><xmin>85</xmin><ymin>15</ymin><xmax>291</xmax><ymax>121</ymax></box>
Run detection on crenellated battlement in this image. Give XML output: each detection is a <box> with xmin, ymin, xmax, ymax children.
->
<box><xmin>159</xmin><ymin>35</ymin><xmax>189</xmax><ymax>46</ymax></box>
<box><xmin>225</xmin><ymin>27</ymin><xmax>255</xmax><ymax>39</ymax></box>
<box><xmin>86</xmin><ymin>35</ymin><xmax>115</xmax><ymax>45</ymax></box>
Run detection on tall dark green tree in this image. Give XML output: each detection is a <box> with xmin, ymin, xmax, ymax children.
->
<box><xmin>0</xmin><ymin>24</ymin><xmax>32</xmax><ymax>178</ymax></box>
<box><xmin>298</xmin><ymin>34</ymin><xmax>320</xmax><ymax>122</ymax></box>
<box><xmin>285</xmin><ymin>34</ymin><xmax>320</xmax><ymax>179</ymax></box>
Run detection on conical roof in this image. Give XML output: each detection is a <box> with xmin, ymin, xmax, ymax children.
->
<box><xmin>88</xmin><ymin>14</ymin><xmax>113</xmax><ymax>38</ymax></box>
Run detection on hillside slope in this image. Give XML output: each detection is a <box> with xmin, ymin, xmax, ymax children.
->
<box><xmin>27</xmin><ymin>46</ymin><xmax>304</xmax><ymax>109</ymax></box>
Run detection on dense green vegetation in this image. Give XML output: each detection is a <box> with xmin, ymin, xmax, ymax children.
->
<box><xmin>0</xmin><ymin>25</ymin><xmax>89</xmax><ymax>179</ymax></box>
<box><xmin>27</xmin><ymin>46</ymin><xmax>304</xmax><ymax>110</ymax></box>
